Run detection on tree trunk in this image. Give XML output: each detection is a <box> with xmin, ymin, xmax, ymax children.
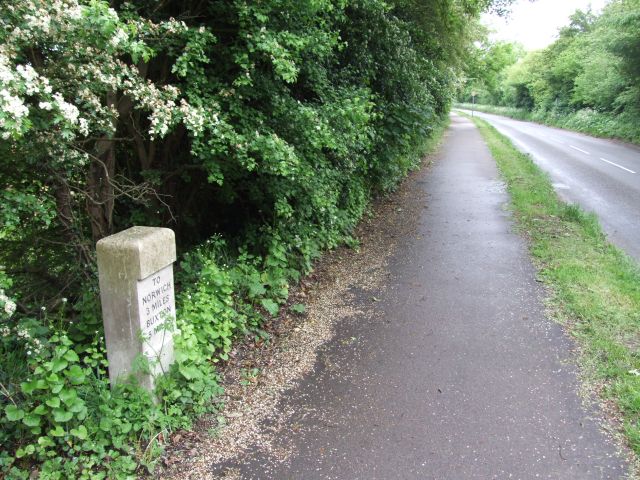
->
<box><xmin>87</xmin><ymin>92</ymin><xmax>118</xmax><ymax>242</ymax></box>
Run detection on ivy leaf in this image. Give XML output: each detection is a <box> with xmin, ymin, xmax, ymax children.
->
<box><xmin>53</xmin><ymin>408</ymin><xmax>73</xmax><ymax>423</ymax></box>
<box><xmin>99</xmin><ymin>417</ymin><xmax>113</xmax><ymax>432</ymax></box>
<box><xmin>248</xmin><ymin>281</ymin><xmax>266</xmax><ymax>297</ymax></box>
<box><xmin>49</xmin><ymin>425</ymin><xmax>65</xmax><ymax>437</ymax></box>
<box><xmin>179</xmin><ymin>364</ymin><xmax>201</xmax><ymax>380</ymax></box>
<box><xmin>70</xmin><ymin>425</ymin><xmax>88</xmax><ymax>440</ymax></box>
<box><xmin>68</xmin><ymin>398</ymin><xmax>86</xmax><ymax>414</ymax></box>
<box><xmin>21</xmin><ymin>380</ymin><xmax>38</xmax><ymax>394</ymax></box>
<box><xmin>51</xmin><ymin>383</ymin><xmax>64</xmax><ymax>394</ymax></box>
<box><xmin>46</xmin><ymin>397</ymin><xmax>61</xmax><ymax>408</ymax></box>
<box><xmin>22</xmin><ymin>414</ymin><xmax>41</xmax><ymax>428</ymax></box>
<box><xmin>5</xmin><ymin>405</ymin><xmax>25</xmax><ymax>421</ymax></box>
<box><xmin>15</xmin><ymin>444</ymin><xmax>35</xmax><ymax>458</ymax></box>
<box><xmin>59</xmin><ymin>388</ymin><xmax>78</xmax><ymax>405</ymax></box>
<box><xmin>21</xmin><ymin>379</ymin><xmax>46</xmax><ymax>394</ymax></box>
<box><xmin>260</xmin><ymin>298</ymin><xmax>279</xmax><ymax>316</ymax></box>
<box><xmin>32</xmin><ymin>404</ymin><xmax>46</xmax><ymax>416</ymax></box>
<box><xmin>38</xmin><ymin>436</ymin><xmax>56</xmax><ymax>448</ymax></box>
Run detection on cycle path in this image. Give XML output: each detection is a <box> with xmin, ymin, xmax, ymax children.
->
<box><xmin>202</xmin><ymin>114</ymin><xmax>629</xmax><ymax>479</ymax></box>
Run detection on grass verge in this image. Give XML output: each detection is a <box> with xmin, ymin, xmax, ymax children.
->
<box><xmin>471</xmin><ymin>116</ymin><xmax>640</xmax><ymax>458</ymax></box>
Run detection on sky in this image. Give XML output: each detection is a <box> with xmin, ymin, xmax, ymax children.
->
<box><xmin>482</xmin><ymin>0</ymin><xmax>610</xmax><ymax>51</ymax></box>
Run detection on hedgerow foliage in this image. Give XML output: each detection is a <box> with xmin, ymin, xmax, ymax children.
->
<box><xmin>1</xmin><ymin>0</ymin><xmax>500</xmax><ymax>477</ymax></box>
<box><xmin>460</xmin><ymin>0</ymin><xmax>640</xmax><ymax>143</ymax></box>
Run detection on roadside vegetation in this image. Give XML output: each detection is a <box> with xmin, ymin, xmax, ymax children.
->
<box><xmin>459</xmin><ymin>0</ymin><xmax>640</xmax><ymax>144</ymax></box>
<box><xmin>473</xmin><ymin>116</ymin><xmax>640</xmax><ymax>459</ymax></box>
<box><xmin>0</xmin><ymin>0</ymin><xmax>517</xmax><ymax>477</ymax></box>
<box><xmin>457</xmin><ymin>103</ymin><xmax>640</xmax><ymax>144</ymax></box>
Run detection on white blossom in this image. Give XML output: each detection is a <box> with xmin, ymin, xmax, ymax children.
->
<box><xmin>0</xmin><ymin>89</ymin><xmax>29</xmax><ymax>119</ymax></box>
<box><xmin>110</xmin><ymin>28</ymin><xmax>129</xmax><ymax>48</ymax></box>
<box><xmin>4</xmin><ymin>300</ymin><xmax>16</xmax><ymax>317</ymax></box>
<box><xmin>53</xmin><ymin>92</ymin><xmax>79</xmax><ymax>124</ymax></box>
<box><xmin>78</xmin><ymin>117</ymin><xmax>89</xmax><ymax>135</ymax></box>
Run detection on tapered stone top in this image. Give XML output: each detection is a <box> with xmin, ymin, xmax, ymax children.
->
<box><xmin>96</xmin><ymin>226</ymin><xmax>176</xmax><ymax>281</ymax></box>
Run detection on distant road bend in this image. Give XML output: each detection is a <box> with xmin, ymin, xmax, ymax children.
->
<box><xmin>461</xmin><ymin>110</ymin><xmax>640</xmax><ymax>262</ymax></box>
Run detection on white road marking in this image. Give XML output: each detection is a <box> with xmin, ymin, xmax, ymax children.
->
<box><xmin>570</xmin><ymin>145</ymin><xmax>590</xmax><ymax>155</ymax></box>
<box><xmin>600</xmin><ymin>157</ymin><xmax>636</xmax><ymax>174</ymax></box>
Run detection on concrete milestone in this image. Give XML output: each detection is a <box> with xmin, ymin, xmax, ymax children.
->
<box><xmin>96</xmin><ymin>226</ymin><xmax>177</xmax><ymax>391</ymax></box>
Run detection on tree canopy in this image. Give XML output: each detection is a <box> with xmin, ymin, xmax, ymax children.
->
<box><xmin>460</xmin><ymin>0</ymin><xmax>640</xmax><ymax>141</ymax></box>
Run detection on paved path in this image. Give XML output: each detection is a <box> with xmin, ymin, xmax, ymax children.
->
<box><xmin>209</xmin><ymin>114</ymin><xmax>628</xmax><ymax>479</ymax></box>
<box><xmin>461</xmin><ymin>110</ymin><xmax>640</xmax><ymax>262</ymax></box>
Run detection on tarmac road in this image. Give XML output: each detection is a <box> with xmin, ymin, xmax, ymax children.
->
<box><xmin>201</xmin><ymin>114</ymin><xmax>628</xmax><ymax>479</ymax></box>
<box><xmin>462</xmin><ymin>110</ymin><xmax>640</xmax><ymax>262</ymax></box>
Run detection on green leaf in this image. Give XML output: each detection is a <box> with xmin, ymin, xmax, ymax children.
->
<box><xmin>291</xmin><ymin>303</ymin><xmax>306</xmax><ymax>314</ymax></box>
<box><xmin>21</xmin><ymin>379</ymin><xmax>46</xmax><ymax>394</ymax></box>
<box><xmin>66</xmin><ymin>365</ymin><xmax>86</xmax><ymax>384</ymax></box>
<box><xmin>70</xmin><ymin>425</ymin><xmax>88</xmax><ymax>440</ymax></box>
<box><xmin>33</xmin><ymin>404</ymin><xmax>47</xmax><ymax>415</ymax></box>
<box><xmin>51</xmin><ymin>358</ymin><xmax>69</xmax><ymax>373</ymax></box>
<box><xmin>23</xmin><ymin>414</ymin><xmax>41</xmax><ymax>427</ymax></box>
<box><xmin>99</xmin><ymin>417</ymin><xmax>113</xmax><ymax>432</ymax></box>
<box><xmin>21</xmin><ymin>381</ymin><xmax>37</xmax><ymax>394</ymax></box>
<box><xmin>38</xmin><ymin>436</ymin><xmax>56</xmax><ymax>448</ymax></box>
<box><xmin>49</xmin><ymin>425</ymin><xmax>65</xmax><ymax>437</ymax></box>
<box><xmin>68</xmin><ymin>398</ymin><xmax>86</xmax><ymax>413</ymax></box>
<box><xmin>63</xmin><ymin>349</ymin><xmax>80</xmax><ymax>362</ymax></box>
<box><xmin>59</xmin><ymin>388</ymin><xmax>77</xmax><ymax>405</ymax></box>
<box><xmin>53</xmin><ymin>408</ymin><xmax>73</xmax><ymax>423</ymax></box>
<box><xmin>46</xmin><ymin>397</ymin><xmax>61</xmax><ymax>408</ymax></box>
<box><xmin>5</xmin><ymin>405</ymin><xmax>25</xmax><ymax>421</ymax></box>
<box><xmin>260</xmin><ymin>298</ymin><xmax>279</xmax><ymax>316</ymax></box>
<box><xmin>179</xmin><ymin>364</ymin><xmax>201</xmax><ymax>380</ymax></box>
<box><xmin>248</xmin><ymin>281</ymin><xmax>266</xmax><ymax>297</ymax></box>
<box><xmin>51</xmin><ymin>383</ymin><xmax>64</xmax><ymax>394</ymax></box>
<box><xmin>15</xmin><ymin>444</ymin><xmax>35</xmax><ymax>458</ymax></box>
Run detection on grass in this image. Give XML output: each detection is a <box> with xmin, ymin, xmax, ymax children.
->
<box><xmin>456</xmin><ymin>103</ymin><xmax>640</xmax><ymax>145</ymax></box>
<box><xmin>470</xmin><ymin>115</ymin><xmax>640</xmax><ymax>459</ymax></box>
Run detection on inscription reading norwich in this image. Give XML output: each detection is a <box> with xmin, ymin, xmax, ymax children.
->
<box><xmin>137</xmin><ymin>264</ymin><xmax>175</xmax><ymax>354</ymax></box>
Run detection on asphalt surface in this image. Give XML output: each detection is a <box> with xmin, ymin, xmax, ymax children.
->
<box><xmin>210</xmin><ymin>114</ymin><xmax>628</xmax><ymax>479</ymax></box>
<box><xmin>461</xmin><ymin>110</ymin><xmax>640</xmax><ymax>262</ymax></box>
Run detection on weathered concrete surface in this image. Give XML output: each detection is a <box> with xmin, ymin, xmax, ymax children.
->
<box><xmin>97</xmin><ymin>226</ymin><xmax>176</xmax><ymax>389</ymax></box>
<box><xmin>202</xmin><ymin>115</ymin><xmax>628</xmax><ymax>479</ymax></box>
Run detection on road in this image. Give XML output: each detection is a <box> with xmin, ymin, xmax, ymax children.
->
<box><xmin>166</xmin><ymin>114</ymin><xmax>628</xmax><ymax>479</ymax></box>
<box><xmin>461</xmin><ymin>110</ymin><xmax>640</xmax><ymax>262</ymax></box>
